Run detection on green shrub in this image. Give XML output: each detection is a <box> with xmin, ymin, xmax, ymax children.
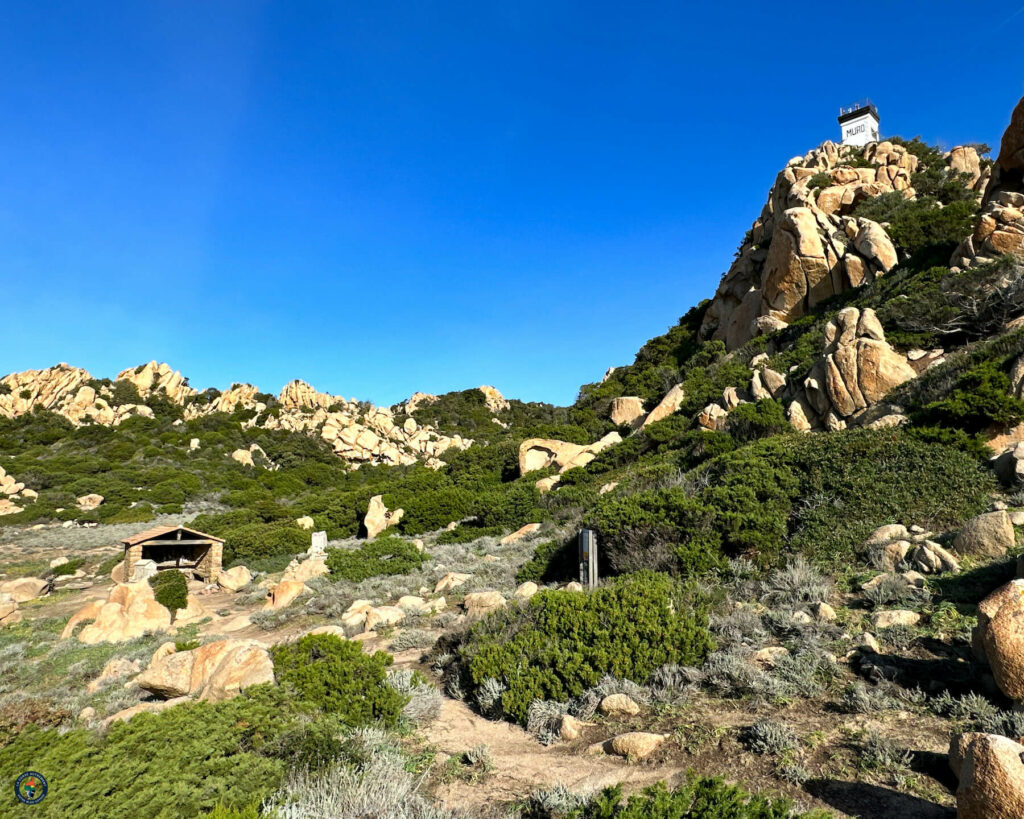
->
<box><xmin>724</xmin><ymin>400</ymin><xmax>791</xmax><ymax>443</ymax></box>
<box><xmin>555</xmin><ymin>777</ymin><xmax>826</xmax><ymax>819</ymax></box>
<box><xmin>516</xmin><ymin>537</ymin><xmax>577</xmax><ymax>583</ymax></box>
<box><xmin>325</xmin><ymin>535</ymin><xmax>426</xmax><ymax>582</ymax></box>
<box><xmin>588</xmin><ymin>428</ymin><xmax>992</xmax><ymax>571</ymax></box>
<box><xmin>853</xmin><ymin>192</ymin><xmax>977</xmax><ymax>255</ymax></box>
<box><xmin>445</xmin><ymin>572</ymin><xmax>712</xmax><ymax>723</ymax></box>
<box><xmin>219</xmin><ymin>522</ymin><xmax>309</xmax><ymax>567</ymax></box>
<box><xmin>397</xmin><ymin>485</ymin><xmax>474</xmax><ymax>533</ymax></box>
<box><xmin>50</xmin><ymin>557</ymin><xmax>85</xmax><ymax>577</ymax></box>
<box><xmin>911</xmin><ymin>359</ymin><xmax>1024</xmax><ymax>434</ymax></box>
<box><xmin>103</xmin><ymin>504</ymin><xmax>155</xmax><ymax>525</ymax></box>
<box><xmin>0</xmin><ymin>687</ymin><xmax>316</xmax><ymax>818</ymax></box>
<box><xmin>270</xmin><ymin>634</ymin><xmax>405</xmax><ymax>727</ymax></box>
<box><xmin>436</xmin><ymin>524</ymin><xmax>504</xmax><ymax>545</ymax></box>
<box><xmin>807</xmin><ymin>171</ymin><xmax>833</xmax><ymax>190</ymax></box>
<box><xmin>148</xmin><ymin>571</ymin><xmax>188</xmax><ymax>615</ymax></box>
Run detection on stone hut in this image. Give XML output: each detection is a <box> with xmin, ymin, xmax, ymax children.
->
<box><xmin>121</xmin><ymin>525</ymin><xmax>224</xmax><ymax>583</ymax></box>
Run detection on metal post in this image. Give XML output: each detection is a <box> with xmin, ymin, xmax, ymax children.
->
<box><xmin>578</xmin><ymin>529</ymin><xmax>598</xmax><ymax>589</ymax></box>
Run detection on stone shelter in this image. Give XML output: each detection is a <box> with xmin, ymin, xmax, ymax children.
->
<box><xmin>121</xmin><ymin>525</ymin><xmax>224</xmax><ymax>583</ymax></box>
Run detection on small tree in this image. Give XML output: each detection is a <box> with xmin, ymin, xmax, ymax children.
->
<box><xmin>149</xmin><ymin>570</ymin><xmax>188</xmax><ymax>615</ymax></box>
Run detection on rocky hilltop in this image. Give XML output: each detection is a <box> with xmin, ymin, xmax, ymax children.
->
<box><xmin>701</xmin><ymin>138</ymin><xmax>986</xmax><ymax>350</ymax></box>
<box><xmin>0</xmin><ymin>360</ymin><xmax>505</xmax><ymax>469</ymax></box>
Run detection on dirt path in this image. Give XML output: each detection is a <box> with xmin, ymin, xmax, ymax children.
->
<box><xmin>422</xmin><ymin>698</ymin><xmax>685</xmax><ymax>809</ymax></box>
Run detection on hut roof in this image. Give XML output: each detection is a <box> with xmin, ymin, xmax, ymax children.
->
<box><xmin>121</xmin><ymin>525</ymin><xmax>225</xmax><ymax>547</ymax></box>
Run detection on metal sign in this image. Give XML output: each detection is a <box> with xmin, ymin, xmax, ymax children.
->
<box><xmin>578</xmin><ymin>529</ymin><xmax>598</xmax><ymax>589</ymax></box>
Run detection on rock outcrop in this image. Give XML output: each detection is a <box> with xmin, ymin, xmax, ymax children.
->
<box><xmin>363</xmin><ymin>494</ymin><xmax>404</xmax><ymax>539</ymax></box>
<box><xmin>701</xmin><ymin>140</ymin><xmax>928</xmax><ymax>349</ymax></box>
<box><xmin>263</xmin><ymin>580</ymin><xmax>307</xmax><ymax>610</ymax></box>
<box><xmin>609</xmin><ymin>396</ymin><xmax>646</xmax><ymax>426</ymax></box>
<box><xmin>519</xmin><ymin>432</ymin><xmax>622</xmax><ymax>475</ymax></box>
<box><xmin>954</xmin><ymin>95</ymin><xmax>1024</xmax><ymax>268</ymax></box>
<box><xmin>0</xmin><ymin>366</ymin><xmax>473</xmax><ymax>471</ymax></box>
<box><xmin>64</xmin><ymin>582</ymin><xmax>172</xmax><ymax>644</ymax></box>
<box><xmin>0</xmin><ymin>577</ymin><xmax>49</xmax><ymax>603</ymax></box>
<box><xmin>641</xmin><ymin>384</ymin><xmax>685</xmax><ymax>428</ymax></box>
<box><xmin>136</xmin><ymin>639</ymin><xmax>274</xmax><ymax>703</ymax></box>
<box><xmin>116</xmin><ymin>361</ymin><xmax>196</xmax><ymax>403</ymax></box>
<box><xmin>217</xmin><ymin>566</ymin><xmax>252</xmax><ymax>592</ymax></box>
<box><xmin>477</xmin><ymin>385</ymin><xmax>509</xmax><ymax>413</ymax></box>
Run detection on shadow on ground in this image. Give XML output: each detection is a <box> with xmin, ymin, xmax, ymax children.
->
<box><xmin>806</xmin><ymin>779</ymin><xmax>954</xmax><ymax>819</ymax></box>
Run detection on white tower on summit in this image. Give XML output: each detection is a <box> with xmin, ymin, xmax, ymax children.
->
<box><xmin>838</xmin><ymin>101</ymin><xmax>880</xmax><ymax>147</ymax></box>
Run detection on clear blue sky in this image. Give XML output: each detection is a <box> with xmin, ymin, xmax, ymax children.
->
<box><xmin>2</xmin><ymin>2</ymin><xmax>1023</xmax><ymax>406</ymax></box>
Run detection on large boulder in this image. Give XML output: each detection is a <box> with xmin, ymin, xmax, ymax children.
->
<box><xmin>463</xmin><ymin>591</ymin><xmax>505</xmax><ymax>617</ymax></box>
<box><xmin>954</xmin><ymin>511</ymin><xmax>1015</xmax><ymax>558</ymax></box>
<box><xmin>499</xmin><ymin>523</ymin><xmax>541</xmax><ymax>544</ymax></box>
<box><xmin>86</xmin><ymin>657</ymin><xmax>141</xmax><ymax>693</ymax></box>
<box><xmin>608</xmin><ymin>732</ymin><xmax>667</xmax><ymax>759</ymax></box>
<box><xmin>263</xmin><ymin>580</ymin><xmax>307</xmax><ymax>610</ymax></box>
<box><xmin>518</xmin><ymin>432</ymin><xmax>622</xmax><ymax>475</ymax></box>
<box><xmin>363</xmin><ymin>494</ymin><xmax>404</xmax><ymax>539</ymax></box>
<box><xmin>71</xmin><ymin>583</ymin><xmax>172</xmax><ymax>644</ymax></box>
<box><xmin>434</xmin><ymin>572</ymin><xmax>471</xmax><ymax>593</ymax></box>
<box><xmin>976</xmin><ymin>579</ymin><xmax>1024</xmax><ymax>700</ymax></box>
<box><xmin>76</xmin><ymin>493</ymin><xmax>104</xmax><ymax>511</ymax></box>
<box><xmin>173</xmin><ymin>594</ymin><xmax>211</xmax><ymax>626</ymax></box>
<box><xmin>217</xmin><ymin>565</ymin><xmax>252</xmax><ymax>592</ymax></box>
<box><xmin>599</xmin><ymin>694</ymin><xmax>641</xmax><ymax>717</ymax></box>
<box><xmin>282</xmin><ymin>556</ymin><xmax>329</xmax><ymax>583</ymax></box>
<box><xmin>951</xmin><ymin>732</ymin><xmax>1024</xmax><ymax>819</ymax></box>
<box><xmin>852</xmin><ymin>219</ymin><xmax>899</xmax><ymax>273</ymax></box>
<box><xmin>641</xmin><ymin>384</ymin><xmax>686</xmax><ymax>428</ymax></box>
<box><xmin>762</xmin><ymin>207</ymin><xmax>831</xmax><ymax>324</ymax></box>
<box><xmin>136</xmin><ymin>639</ymin><xmax>274</xmax><ymax>702</ymax></box>
<box><xmin>609</xmin><ymin>396</ymin><xmax>645</xmax><ymax>426</ymax></box>
<box><xmin>0</xmin><ymin>577</ymin><xmax>49</xmax><ymax>603</ymax></box>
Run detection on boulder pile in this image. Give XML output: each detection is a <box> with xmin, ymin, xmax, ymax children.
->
<box><xmin>700</xmin><ymin>139</ymin><xmax>951</xmax><ymax>349</ymax></box>
<box><xmin>953</xmin><ymin>95</ymin><xmax>1024</xmax><ymax>269</ymax></box>
<box><xmin>0</xmin><ymin>363</ymin><xmax>473</xmax><ymax>471</ymax></box>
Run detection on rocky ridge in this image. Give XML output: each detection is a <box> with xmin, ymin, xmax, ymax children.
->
<box><xmin>701</xmin><ymin>139</ymin><xmax>985</xmax><ymax>350</ymax></box>
<box><xmin>0</xmin><ymin>361</ymin><xmax>507</xmax><ymax>470</ymax></box>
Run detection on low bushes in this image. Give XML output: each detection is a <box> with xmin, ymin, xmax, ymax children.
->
<box><xmin>0</xmin><ymin>687</ymin><xmax>321</xmax><ymax>818</ymax></box>
<box><xmin>270</xmin><ymin>634</ymin><xmax>405</xmax><ymax>727</ymax></box>
<box><xmin>584</xmin><ymin>429</ymin><xmax>992</xmax><ymax>574</ymax></box>
<box><xmin>325</xmin><ymin>536</ymin><xmax>425</xmax><ymax>582</ymax></box>
<box><xmin>441</xmin><ymin>573</ymin><xmax>713</xmax><ymax>724</ymax></box>
<box><xmin>543</xmin><ymin>777</ymin><xmax>827</xmax><ymax>819</ymax></box>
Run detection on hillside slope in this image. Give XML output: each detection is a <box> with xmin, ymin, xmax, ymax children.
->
<box><xmin>3</xmin><ymin>94</ymin><xmax>1024</xmax><ymax>819</ymax></box>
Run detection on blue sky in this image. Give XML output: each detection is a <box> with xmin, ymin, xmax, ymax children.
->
<box><xmin>2</xmin><ymin>2</ymin><xmax>1023</xmax><ymax>406</ymax></box>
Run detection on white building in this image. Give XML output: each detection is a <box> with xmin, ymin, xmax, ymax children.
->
<box><xmin>838</xmin><ymin>101</ymin><xmax>880</xmax><ymax>147</ymax></box>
